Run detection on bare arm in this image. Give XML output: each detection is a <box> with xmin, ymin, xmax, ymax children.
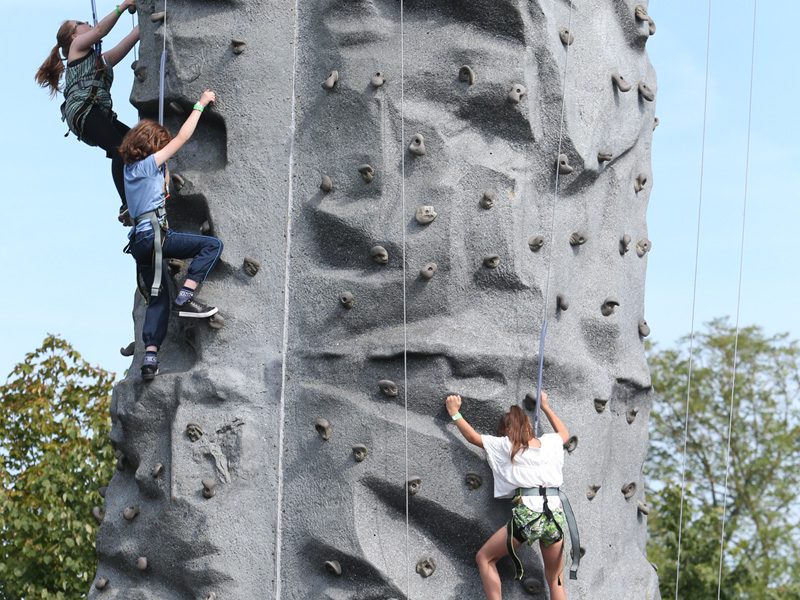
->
<box><xmin>445</xmin><ymin>395</ymin><xmax>484</xmax><ymax>448</ymax></box>
<box><xmin>102</xmin><ymin>26</ymin><xmax>139</xmax><ymax>67</ymax></box>
<box><xmin>71</xmin><ymin>0</ymin><xmax>137</xmax><ymax>57</ymax></box>
<box><xmin>154</xmin><ymin>90</ymin><xmax>216</xmax><ymax>167</ymax></box>
<box><xmin>540</xmin><ymin>391</ymin><xmax>570</xmax><ymax>443</ymax></box>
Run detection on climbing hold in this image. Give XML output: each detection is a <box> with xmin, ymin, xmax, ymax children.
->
<box><xmin>483</xmin><ymin>255</ymin><xmax>500</xmax><ymax>269</ymax></box>
<box><xmin>208</xmin><ymin>313</ymin><xmax>225</xmax><ymax>329</ymax></box>
<box><xmin>358</xmin><ymin>164</ymin><xmax>375</xmax><ymax>183</ymax></box>
<box><xmin>620</xmin><ymin>234</ymin><xmax>632</xmax><ymax>256</ymax></box>
<box><xmin>352</xmin><ymin>444</ymin><xmax>368</xmax><ymax>462</ymax></box>
<box><xmin>612</xmin><ymin>72</ymin><xmax>632</xmax><ymax>93</ymax></box>
<box><xmin>637</xmin><ymin>501</ymin><xmax>651</xmax><ymax>516</ymax></box>
<box><xmin>635</xmin><ymin>5</ymin><xmax>657</xmax><ymax>35</ymax></box>
<box><xmin>416</xmin><ymin>557</ymin><xmax>436</xmax><ymax>578</ymax></box>
<box><xmin>647</xmin><ymin>19</ymin><xmax>657</xmax><ymax>35</ymax></box>
<box><xmin>598</xmin><ymin>152</ymin><xmax>613</xmax><ymax>164</ymax></box>
<box><xmin>420</xmin><ymin>263</ymin><xmax>437</xmax><ymax>280</ymax></box>
<box><xmin>206</xmin><ymin>594</ymin><xmax>217</xmax><ymax>600</ymax></box>
<box><xmin>594</xmin><ymin>398</ymin><xmax>608</xmax><ymax>413</ymax></box>
<box><xmin>168</xmin><ymin>100</ymin><xmax>184</xmax><ymax>115</ymax></box>
<box><xmin>92</xmin><ymin>506</ymin><xmax>104</xmax><ymax>524</ymax></box>
<box><xmin>558</xmin><ymin>154</ymin><xmax>574</xmax><ymax>175</ymax></box>
<box><xmin>98</xmin><ymin>486</ymin><xmax>107</xmax><ymax>498</ymax></box>
<box><xmin>321</xmin><ymin>70</ymin><xmax>339</xmax><ymax>90</ymax></box>
<box><xmin>314</xmin><ymin>419</ymin><xmax>332</xmax><ymax>441</ymax></box>
<box><xmin>123</xmin><ymin>506</ymin><xmax>140</xmax><ymax>521</ymax></box>
<box><xmin>150</xmin><ymin>11</ymin><xmax>165</xmax><ymax>23</ymax></box>
<box><xmin>653</xmin><ymin>116</ymin><xmax>660</xmax><ymax>130</ymax></box>
<box><xmin>408</xmin><ymin>134</ymin><xmax>426</xmax><ymax>156</ymax></box>
<box><xmin>324</xmin><ymin>560</ymin><xmax>342</xmax><ymax>576</ymax></box>
<box><xmin>587</xmin><ymin>485</ymin><xmax>601</xmax><ymax>500</ymax></box>
<box><xmin>627</xmin><ymin>407</ymin><xmax>639</xmax><ymax>424</ymax></box>
<box><xmin>580</xmin><ymin>546</ymin><xmax>587</xmax><ymax>558</ymax></box>
<box><xmin>134</xmin><ymin>65</ymin><xmax>147</xmax><ymax>83</ymax></box>
<box><xmin>95</xmin><ymin>577</ymin><xmax>109</xmax><ymax>590</ymax></box>
<box><xmin>167</xmin><ymin>259</ymin><xmax>184</xmax><ymax>275</ymax></box>
<box><xmin>523</xmin><ymin>577</ymin><xmax>544</xmax><ymax>595</ymax></box>
<box><xmin>638</xmin><ymin>320</ymin><xmax>651</xmax><ymax>337</ymax></box>
<box><xmin>339</xmin><ymin>291</ymin><xmax>355</xmax><ymax>309</ymax></box>
<box><xmin>465</xmin><ymin>473</ymin><xmax>483</xmax><ymax>490</ymax></box>
<box><xmin>638</xmin><ymin>82</ymin><xmax>655</xmax><ymax>102</ymax></box>
<box><xmin>151</xmin><ymin>463</ymin><xmax>163</xmax><ymax>478</ymax></box>
<box><xmin>523</xmin><ymin>392</ymin><xmax>537</xmax><ymax>411</ymax></box>
<box><xmin>185</xmin><ymin>423</ymin><xmax>204</xmax><ymax>442</ymax></box>
<box><xmin>202</xmin><ymin>479</ymin><xmax>217</xmax><ymax>499</ymax></box>
<box><xmin>231</xmin><ymin>40</ymin><xmax>246</xmax><ymax>55</ymax></box>
<box><xmin>507</xmin><ymin>84</ymin><xmax>526</xmax><ymax>104</ymax></box>
<box><xmin>480</xmin><ymin>191</ymin><xmax>495</xmax><ymax>209</ymax></box>
<box><xmin>379</xmin><ymin>379</ymin><xmax>399</xmax><ymax>397</ymax></box>
<box><xmin>171</xmin><ymin>173</ymin><xmax>185</xmax><ymax>193</ymax></box>
<box><xmin>622</xmin><ymin>482</ymin><xmax>637</xmax><ymax>500</ymax></box>
<box><xmin>634</xmin><ymin>173</ymin><xmax>648</xmax><ymax>193</ymax></box>
<box><xmin>242</xmin><ymin>257</ymin><xmax>261</xmax><ymax>277</ymax></box>
<box><xmin>120</xmin><ymin>341</ymin><xmax>135</xmax><ymax>357</ymax></box>
<box><xmin>115</xmin><ymin>450</ymin><xmax>127</xmax><ymax>471</ymax></box>
<box><xmin>527</xmin><ymin>235</ymin><xmax>545</xmax><ymax>252</ymax></box>
<box><xmin>407</xmin><ymin>476</ymin><xmax>422</xmax><ymax>496</ymax></box>
<box><xmin>370</xmin><ymin>72</ymin><xmax>385</xmax><ymax>87</ymax></box>
<box><xmin>415</xmin><ymin>205</ymin><xmax>437</xmax><ymax>225</ymax></box>
<box><xmin>569</xmin><ymin>232</ymin><xmax>586</xmax><ymax>247</ymax></box>
<box><xmin>557</xmin><ymin>295</ymin><xmax>569</xmax><ymax>312</ymax></box>
<box><xmin>136</xmin><ymin>557</ymin><xmax>148</xmax><ymax>571</ymax></box>
<box><xmin>458</xmin><ymin>65</ymin><xmax>476</xmax><ymax>85</ymax></box>
<box><xmin>200</xmin><ymin>221</ymin><xmax>212</xmax><ymax>234</ymax></box>
<box><xmin>601</xmin><ymin>298</ymin><xmax>620</xmax><ymax>316</ymax></box>
<box><xmin>370</xmin><ymin>245</ymin><xmax>388</xmax><ymax>265</ymax></box>
<box><xmin>320</xmin><ymin>174</ymin><xmax>333</xmax><ymax>193</ymax></box>
<box><xmin>559</xmin><ymin>28</ymin><xmax>574</xmax><ymax>46</ymax></box>
<box><xmin>636</xmin><ymin>239</ymin><xmax>652</xmax><ymax>257</ymax></box>
<box><xmin>564</xmin><ymin>436</ymin><xmax>578</xmax><ymax>453</ymax></box>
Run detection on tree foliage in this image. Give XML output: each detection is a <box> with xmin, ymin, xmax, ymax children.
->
<box><xmin>0</xmin><ymin>335</ymin><xmax>115</xmax><ymax>600</ymax></box>
<box><xmin>646</xmin><ymin>319</ymin><xmax>800</xmax><ymax>599</ymax></box>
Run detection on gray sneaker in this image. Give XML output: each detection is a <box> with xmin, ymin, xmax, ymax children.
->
<box><xmin>174</xmin><ymin>298</ymin><xmax>219</xmax><ymax>319</ymax></box>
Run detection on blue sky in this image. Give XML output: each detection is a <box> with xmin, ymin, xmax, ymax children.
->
<box><xmin>0</xmin><ymin>1</ymin><xmax>797</xmax><ymax>379</ymax></box>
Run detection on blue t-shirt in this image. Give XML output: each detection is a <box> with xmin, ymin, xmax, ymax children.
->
<box><xmin>124</xmin><ymin>155</ymin><xmax>166</xmax><ymax>235</ymax></box>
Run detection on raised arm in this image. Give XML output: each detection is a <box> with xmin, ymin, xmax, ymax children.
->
<box><xmin>71</xmin><ymin>0</ymin><xmax>137</xmax><ymax>56</ymax></box>
<box><xmin>445</xmin><ymin>395</ymin><xmax>484</xmax><ymax>448</ymax></box>
<box><xmin>102</xmin><ymin>26</ymin><xmax>139</xmax><ymax>67</ymax></box>
<box><xmin>540</xmin><ymin>391</ymin><xmax>569</xmax><ymax>443</ymax></box>
<box><xmin>154</xmin><ymin>90</ymin><xmax>216</xmax><ymax>167</ymax></box>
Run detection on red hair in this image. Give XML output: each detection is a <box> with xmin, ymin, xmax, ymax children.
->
<box><xmin>497</xmin><ymin>405</ymin><xmax>534</xmax><ymax>462</ymax></box>
<box><xmin>36</xmin><ymin>21</ymin><xmax>78</xmax><ymax>97</ymax></box>
<box><xmin>119</xmin><ymin>120</ymin><xmax>173</xmax><ymax>164</ymax></box>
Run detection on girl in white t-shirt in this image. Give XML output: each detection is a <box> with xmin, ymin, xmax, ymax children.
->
<box><xmin>445</xmin><ymin>391</ymin><xmax>570</xmax><ymax>600</ymax></box>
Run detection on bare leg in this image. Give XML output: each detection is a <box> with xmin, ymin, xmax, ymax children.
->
<box><xmin>540</xmin><ymin>540</ymin><xmax>568</xmax><ymax>600</ymax></box>
<box><xmin>476</xmin><ymin>525</ymin><xmax>520</xmax><ymax>600</ymax></box>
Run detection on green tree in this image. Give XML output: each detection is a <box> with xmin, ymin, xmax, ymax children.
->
<box><xmin>646</xmin><ymin>319</ymin><xmax>800</xmax><ymax>599</ymax></box>
<box><xmin>0</xmin><ymin>336</ymin><xmax>115</xmax><ymax>600</ymax></box>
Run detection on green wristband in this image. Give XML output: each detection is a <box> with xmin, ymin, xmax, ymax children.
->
<box><xmin>193</xmin><ymin>102</ymin><xmax>205</xmax><ymax>113</ymax></box>
<box><xmin>451</xmin><ymin>412</ymin><xmax>463</xmax><ymax>422</ymax></box>
<box><xmin>115</xmin><ymin>5</ymin><xmax>123</xmax><ymax>16</ymax></box>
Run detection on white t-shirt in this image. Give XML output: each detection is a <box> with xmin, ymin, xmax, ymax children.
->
<box><xmin>481</xmin><ymin>433</ymin><xmax>564</xmax><ymax>511</ymax></box>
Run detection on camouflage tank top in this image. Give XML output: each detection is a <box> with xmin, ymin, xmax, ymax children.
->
<box><xmin>62</xmin><ymin>50</ymin><xmax>114</xmax><ymax>137</ymax></box>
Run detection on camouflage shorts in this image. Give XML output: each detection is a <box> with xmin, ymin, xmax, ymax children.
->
<box><xmin>511</xmin><ymin>503</ymin><xmax>567</xmax><ymax>547</ymax></box>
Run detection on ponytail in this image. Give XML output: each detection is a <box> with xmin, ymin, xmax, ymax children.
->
<box><xmin>35</xmin><ymin>21</ymin><xmax>77</xmax><ymax>98</ymax></box>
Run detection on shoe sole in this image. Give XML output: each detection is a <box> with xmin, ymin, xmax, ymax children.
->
<box><xmin>177</xmin><ymin>306</ymin><xmax>219</xmax><ymax>319</ymax></box>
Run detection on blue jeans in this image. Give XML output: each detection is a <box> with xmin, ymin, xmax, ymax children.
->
<box><xmin>129</xmin><ymin>228</ymin><xmax>223</xmax><ymax>348</ymax></box>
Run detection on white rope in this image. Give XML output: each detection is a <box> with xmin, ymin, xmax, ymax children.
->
<box><xmin>674</xmin><ymin>1</ymin><xmax>713</xmax><ymax>595</ymax></box>
<box><xmin>131</xmin><ymin>12</ymin><xmax>138</xmax><ymax>61</ymax></box>
<box><xmin>716</xmin><ymin>1</ymin><xmax>757</xmax><ymax>596</ymax></box>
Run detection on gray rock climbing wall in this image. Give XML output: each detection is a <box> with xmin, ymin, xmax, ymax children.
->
<box><xmin>92</xmin><ymin>1</ymin><xmax>660</xmax><ymax>599</ymax></box>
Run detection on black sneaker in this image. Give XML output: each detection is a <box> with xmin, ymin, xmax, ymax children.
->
<box><xmin>141</xmin><ymin>362</ymin><xmax>158</xmax><ymax>381</ymax></box>
<box><xmin>174</xmin><ymin>298</ymin><xmax>219</xmax><ymax>319</ymax></box>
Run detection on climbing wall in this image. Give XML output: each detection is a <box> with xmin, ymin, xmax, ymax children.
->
<box><xmin>92</xmin><ymin>1</ymin><xmax>661</xmax><ymax>599</ymax></box>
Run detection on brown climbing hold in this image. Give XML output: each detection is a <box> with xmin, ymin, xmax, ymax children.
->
<box><xmin>352</xmin><ymin>444</ymin><xmax>368</xmax><ymax>462</ymax></box>
<box><xmin>92</xmin><ymin>506</ymin><xmax>104</xmax><ymax>524</ymax></box>
<box><xmin>321</xmin><ymin>70</ymin><xmax>339</xmax><ymax>90</ymax></box>
<box><xmin>186</xmin><ymin>423</ymin><xmax>204</xmax><ymax>442</ymax></box>
<box><xmin>243</xmin><ymin>257</ymin><xmax>261</xmax><ymax>277</ymax></box>
<box><xmin>587</xmin><ymin>485</ymin><xmax>601</xmax><ymax>500</ymax></box>
<box><xmin>370</xmin><ymin>245</ymin><xmax>388</xmax><ymax>264</ymax></box>
<box><xmin>622</xmin><ymin>482</ymin><xmax>637</xmax><ymax>499</ymax></box>
<box><xmin>358</xmin><ymin>164</ymin><xmax>374</xmax><ymax>183</ymax></box>
<box><xmin>636</xmin><ymin>239</ymin><xmax>652</xmax><ymax>257</ymax></box>
<box><xmin>558</xmin><ymin>154</ymin><xmax>574</xmax><ymax>175</ymax></box>
<box><xmin>151</xmin><ymin>463</ymin><xmax>163</xmax><ymax>478</ymax></box>
<box><xmin>483</xmin><ymin>255</ymin><xmax>500</xmax><ymax>269</ymax></box>
<box><xmin>168</xmin><ymin>101</ymin><xmax>184</xmax><ymax>115</ymax></box>
<box><xmin>314</xmin><ymin>419</ymin><xmax>332</xmax><ymax>441</ymax></box>
<box><xmin>379</xmin><ymin>379</ymin><xmax>399</xmax><ymax>397</ymax></box>
<box><xmin>208</xmin><ymin>314</ymin><xmax>225</xmax><ymax>330</ymax></box>
<box><xmin>507</xmin><ymin>84</ymin><xmax>526</xmax><ymax>104</ymax></box>
<box><xmin>480</xmin><ymin>191</ymin><xmax>495</xmax><ymax>209</ymax></box>
<box><xmin>458</xmin><ymin>65</ymin><xmax>475</xmax><ymax>85</ymax></box>
<box><xmin>231</xmin><ymin>40</ymin><xmax>246</xmax><ymax>55</ymax></box>
<box><xmin>371</xmin><ymin>72</ymin><xmax>385</xmax><ymax>87</ymax></box>
<box><xmin>202</xmin><ymin>479</ymin><xmax>217</xmax><ymax>499</ymax></box>
<box><xmin>620</xmin><ymin>234</ymin><xmax>632</xmax><ymax>256</ymax></box>
<box><xmin>324</xmin><ymin>560</ymin><xmax>342</xmax><ymax>576</ymax></box>
<box><xmin>594</xmin><ymin>398</ymin><xmax>608</xmax><ymax>413</ymax></box>
<box><xmin>206</xmin><ymin>594</ymin><xmax>217</xmax><ymax>600</ymax></box>
<box><xmin>557</xmin><ymin>295</ymin><xmax>569</xmax><ymax>312</ymax></box>
<box><xmin>523</xmin><ymin>392</ymin><xmax>537</xmax><ymax>411</ymax></box>
<box><xmin>598</xmin><ymin>152</ymin><xmax>613</xmax><ymax>164</ymax></box>
<box><xmin>339</xmin><ymin>291</ymin><xmax>355</xmax><ymax>309</ymax></box>
<box><xmin>465</xmin><ymin>473</ymin><xmax>483</xmax><ymax>490</ymax></box>
<box><xmin>523</xmin><ymin>577</ymin><xmax>543</xmax><ymax>595</ymax></box>
<box><xmin>408</xmin><ymin>134</ymin><xmax>426</xmax><ymax>156</ymax></box>
<box><xmin>627</xmin><ymin>407</ymin><xmax>640</xmax><ymax>424</ymax></box>
<box><xmin>634</xmin><ymin>174</ymin><xmax>648</xmax><ymax>193</ymax></box>
<box><xmin>134</xmin><ymin>65</ymin><xmax>147</xmax><ymax>83</ymax></box>
<box><xmin>638</xmin><ymin>320</ymin><xmax>651</xmax><ymax>337</ymax></box>
<box><xmin>559</xmin><ymin>28</ymin><xmax>574</xmax><ymax>46</ymax></box>
<box><xmin>416</xmin><ymin>557</ymin><xmax>436</xmax><ymax>578</ymax></box>
<box><xmin>95</xmin><ymin>577</ymin><xmax>109</xmax><ymax>590</ymax></box>
<box><xmin>653</xmin><ymin>116</ymin><xmax>660</xmax><ymax>130</ymax></box>
<box><xmin>150</xmin><ymin>11</ymin><xmax>165</xmax><ymax>23</ymax></box>
<box><xmin>136</xmin><ymin>556</ymin><xmax>148</xmax><ymax>571</ymax></box>
<box><xmin>638</xmin><ymin>82</ymin><xmax>655</xmax><ymax>102</ymax></box>
<box><xmin>415</xmin><ymin>205</ymin><xmax>437</xmax><ymax>225</ymax></box>
<box><xmin>171</xmin><ymin>173</ymin><xmax>185</xmax><ymax>193</ymax></box>
<box><xmin>320</xmin><ymin>174</ymin><xmax>333</xmax><ymax>193</ymax></box>
<box><xmin>120</xmin><ymin>341</ymin><xmax>135</xmax><ymax>356</ymax></box>
<box><xmin>612</xmin><ymin>72</ymin><xmax>632</xmax><ymax>92</ymax></box>
<box><xmin>123</xmin><ymin>506</ymin><xmax>140</xmax><ymax>521</ymax></box>
<box><xmin>407</xmin><ymin>476</ymin><xmax>422</xmax><ymax>496</ymax></box>
<box><xmin>528</xmin><ymin>235</ymin><xmax>545</xmax><ymax>252</ymax></box>
<box><xmin>420</xmin><ymin>263</ymin><xmax>437</xmax><ymax>280</ymax></box>
<box><xmin>564</xmin><ymin>436</ymin><xmax>578</xmax><ymax>453</ymax></box>
<box><xmin>601</xmin><ymin>298</ymin><xmax>620</xmax><ymax>316</ymax></box>
<box><xmin>569</xmin><ymin>232</ymin><xmax>586</xmax><ymax>247</ymax></box>
<box><xmin>167</xmin><ymin>259</ymin><xmax>184</xmax><ymax>275</ymax></box>
<box><xmin>638</xmin><ymin>501</ymin><xmax>651</xmax><ymax>516</ymax></box>
<box><xmin>635</xmin><ymin>6</ymin><xmax>657</xmax><ymax>35</ymax></box>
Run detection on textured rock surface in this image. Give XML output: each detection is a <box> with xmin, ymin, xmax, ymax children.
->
<box><xmin>92</xmin><ymin>1</ymin><xmax>660</xmax><ymax>599</ymax></box>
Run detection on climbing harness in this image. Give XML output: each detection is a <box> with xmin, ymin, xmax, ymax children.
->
<box><xmin>135</xmin><ymin>203</ymin><xmax>169</xmax><ymax>298</ymax></box>
<box><xmin>60</xmin><ymin>51</ymin><xmax>114</xmax><ymax>141</ymax></box>
<box><xmin>506</xmin><ymin>487</ymin><xmax>580</xmax><ymax>581</ymax></box>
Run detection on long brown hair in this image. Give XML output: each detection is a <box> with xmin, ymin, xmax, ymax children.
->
<box><xmin>119</xmin><ymin>121</ymin><xmax>173</xmax><ymax>164</ymax></box>
<box><xmin>497</xmin><ymin>405</ymin><xmax>534</xmax><ymax>462</ymax></box>
<box><xmin>35</xmin><ymin>21</ymin><xmax>78</xmax><ymax>97</ymax></box>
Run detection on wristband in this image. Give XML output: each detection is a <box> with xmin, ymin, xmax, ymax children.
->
<box><xmin>193</xmin><ymin>102</ymin><xmax>205</xmax><ymax>113</ymax></box>
<box><xmin>451</xmin><ymin>412</ymin><xmax>463</xmax><ymax>422</ymax></box>
<box><xmin>115</xmin><ymin>5</ymin><xmax>123</xmax><ymax>16</ymax></box>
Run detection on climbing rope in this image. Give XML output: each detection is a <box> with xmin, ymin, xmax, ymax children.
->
<box><xmin>716</xmin><ymin>1</ymin><xmax>758</xmax><ymax>597</ymax></box>
<box><xmin>90</xmin><ymin>0</ymin><xmax>102</xmax><ymax>55</ymax></box>
<box><xmin>674</xmin><ymin>1</ymin><xmax>713</xmax><ymax>596</ymax></box>
<box><xmin>131</xmin><ymin>11</ymin><xmax>138</xmax><ymax>62</ymax></box>
<box><xmin>533</xmin><ymin>1</ymin><xmax>575</xmax><ymax>436</ymax></box>
<box><xmin>158</xmin><ymin>0</ymin><xmax>168</xmax><ymax>125</ymax></box>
